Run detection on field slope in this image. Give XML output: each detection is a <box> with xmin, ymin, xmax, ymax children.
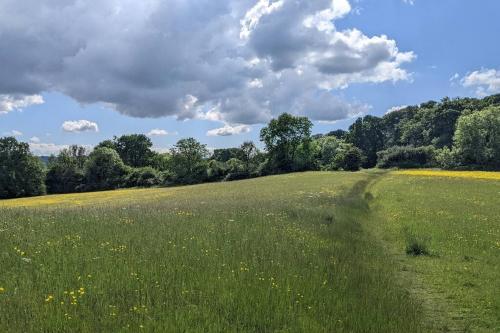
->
<box><xmin>0</xmin><ymin>171</ymin><xmax>499</xmax><ymax>332</ymax></box>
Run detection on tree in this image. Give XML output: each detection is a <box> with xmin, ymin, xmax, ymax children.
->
<box><xmin>0</xmin><ymin>137</ymin><xmax>45</xmax><ymax>199</ymax></box>
<box><xmin>212</xmin><ymin>148</ymin><xmax>244</xmax><ymax>162</ymax></box>
<box><xmin>84</xmin><ymin>147</ymin><xmax>130</xmax><ymax>190</ymax></box>
<box><xmin>170</xmin><ymin>138</ymin><xmax>209</xmax><ymax>184</ymax></box>
<box><xmin>260</xmin><ymin>113</ymin><xmax>313</xmax><ymax>172</ymax></box>
<box><xmin>333</xmin><ymin>144</ymin><xmax>363</xmax><ymax>171</ymax></box>
<box><xmin>240</xmin><ymin>141</ymin><xmax>258</xmax><ymax>173</ymax></box>
<box><xmin>347</xmin><ymin>115</ymin><xmax>384</xmax><ymax>168</ymax></box>
<box><xmin>317</xmin><ymin>136</ymin><xmax>342</xmax><ymax>169</ymax></box>
<box><xmin>326</xmin><ymin>129</ymin><xmax>348</xmax><ymax>140</ymax></box>
<box><xmin>453</xmin><ymin>106</ymin><xmax>500</xmax><ymax>168</ymax></box>
<box><xmin>113</xmin><ymin>134</ymin><xmax>154</xmax><ymax>167</ymax></box>
<box><xmin>46</xmin><ymin>145</ymin><xmax>88</xmax><ymax>194</ymax></box>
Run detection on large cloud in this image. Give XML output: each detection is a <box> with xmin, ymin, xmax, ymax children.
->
<box><xmin>0</xmin><ymin>0</ymin><xmax>414</xmax><ymax>126</ymax></box>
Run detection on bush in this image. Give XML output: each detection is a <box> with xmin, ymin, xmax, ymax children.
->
<box><xmin>333</xmin><ymin>144</ymin><xmax>363</xmax><ymax>171</ymax></box>
<box><xmin>126</xmin><ymin>167</ymin><xmax>162</xmax><ymax>187</ymax></box>
<box><xmin>377</xmin><ymin>146</ymin><xmax>436</xmax><ymax>169</ymax></box>
<box><xmin>404</xmin><ymin>228</ymin><xmax>431</xmax><ymax>256</ymax></box>
<box><xmin>434</xmin><ymin>147</ymin><xmax>459</xmax><ymax>169</ymax></box>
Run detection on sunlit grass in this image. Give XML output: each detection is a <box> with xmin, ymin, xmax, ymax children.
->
<box><xmin>370</xmin><ymin>173</ymin><xmax>500</xmax><ymax>332</ymax></box>
<box><xmin>0</xmin><ymin>172</ymin><xmax>424</xmax><ymax>332</ymax></box>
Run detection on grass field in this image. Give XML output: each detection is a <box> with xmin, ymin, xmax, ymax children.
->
<box><xmin>0</xmin><ymin>171</ymin><xmax>498</xmax><ymax>332</ymax></box>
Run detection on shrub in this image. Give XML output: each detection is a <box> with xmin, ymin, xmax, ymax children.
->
<box><xmin>333</xmin><ymin>144</ymin><xmax>363</xmax><ymax>171</ymax></box>
<box><xmin>434</xmin><ymin>147</ymin><xmax>460</xmax><ymax>169</ymax></box>
<box><xmin>404</xmin><ymin>229</ymin><xmax>431</xmax><ymax>256</ymax></box>
<box><xmin>377</xmin><ymin>146</ymin><xmax>436</xmax><ymax>169</ymax></box>
<box><xmin>126</xmin><ymin>167</ymin><xmax>162</xmax><ymax>187</ymax></box>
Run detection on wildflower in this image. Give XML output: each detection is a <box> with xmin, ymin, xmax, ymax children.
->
<box><xmin>45</xmin><ymin>295</ymin><xmax>54</xmax><ymax>302</ymax></box>
<box><xmin>0</xmin><ymin>287</ymin><xmax>5</xmax><ymax>293</ymax></box>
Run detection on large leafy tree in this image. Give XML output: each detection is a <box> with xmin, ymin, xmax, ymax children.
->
<box><xmin>0</xmin><ymin>137</ymin><xmax>45</xmax><ymax>199</ymax></box>
<box><xmin>84</xmin><ymin>147</ymin><xmax>130</xmax><ymax>190</ymax></box>
<box><xmin>240</xmin><ymin>141</ymin><xmax>258</xmax><ymax>173</ymax></box>
<box><xmin>260</xmin><ymin>113</ymin><xmax>313</xmax><ymax>172</ymax></box>
<box><xmin>347</xmin><ymin>115</ymin><xmax>384</xmax><ymax>168</ymax></box>
<box><xmin>453</xmin><ymin>106</ymin><xmax>500</xmax><ymax>168</ymax></box>
<box><xmin>46</xmin><ymin>145</ymin><xmax>88</xmax><ymax>194</ymax></box>
<box><xmin>170</xmin><ymin>138</ymin><xmax>209</xmax><ymax>184</ymax></box>
<box><xmin>113</xmin><ymin>134</ymin><xmax>155</xmax><ymax>168</ymax></box>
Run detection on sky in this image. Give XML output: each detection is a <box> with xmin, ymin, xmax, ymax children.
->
<box><xmin>1</xmin><ymin>0</ymin><xmax>499</xmax><ymax>155</ymax></box>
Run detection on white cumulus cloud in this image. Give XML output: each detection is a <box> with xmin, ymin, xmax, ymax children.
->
<box><xmin>62</xmin><ymin>120</ymin><xmax>99</xmax><ymax>133</ymax></box>
<box><xmin>207</xmin><ymin>124</ymin><xmax>251</xmax><ymax>137</ymax></box>
<box><xmin>147</xmin><ymin>129</ymin><xmax>177</xmax><ymax>137</ymax></box>
<box><xmin>0</xmin><ymin>94</ymin><xmax>44</xmax><ymax>115</ymax></box>
<box><xmin>462</xmin><ymin>69</ymin><xmax>500</xmax><ymax>97</ymax></box>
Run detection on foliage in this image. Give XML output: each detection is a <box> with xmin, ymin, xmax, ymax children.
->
<box><xmin>453</xmin><ymin>106</ymin><xmax>500</xmax><ymax>168</ymax></box>
<box><xmin>260</xmin><ymin>113</ymin><xmax>313</xmax><ymax>172</ymax></box>
<box><xmin>333</xmin><ymin>144</ymin><xmax>363</xmax><ymax>171</ymax></box>
<box><xmin>84</xmin><ymin>147</ymin><xmax>130</xmax><ymax>190</ymax></box>
<box><xmin>46</xmin><ymin>145</ymin><xmax>87</xmax><ymax>194</ymax></box>
<box><xmin>0</xmin><ymin>137</ymin><xmax>46</xmax><ymax>199</ymax></box>
<box><xmin>113</xmin><ymin>134</ymin><xmax>155</xmax><ymax>168</ymax></box>
<box><xmin>377</xmin><ymin>146</ymin><xmax>436</xmax><ymax>169</ymax></box>
<box><xmin>212</xmin><ymin>148</ymin><xmax>244</xmax><ymax>162</ymax></box>
<box><xmin>126</xmin><ymin>167</ymin><xmax>163</xmax><ymax>187</ymax></box>
<box><xmin>347</xmin><ymin>115</ymin><xmax>384</xmax><ymax>168</ymax></box>
<box><xmin>170</xmin><ymin>138</ymin><xmax>209</xmax><ymax>184</ymax></box>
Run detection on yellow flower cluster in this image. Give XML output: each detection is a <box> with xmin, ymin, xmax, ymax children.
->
<box><xmin>395</xmin><ymin>170</ymin><xmax>500</xmax><ymax>180</ymax></box>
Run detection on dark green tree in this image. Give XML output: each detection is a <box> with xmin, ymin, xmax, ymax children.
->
<box><xmin>333</xmin><ymin>144</ymin><xmax>363</xmax><ymax>171</ymax></box>
<box><xmin>260</xmin><ymin>113</ymin><xmax>313</xmax><ymax>172</ymax></box>
<box><xmin>84</xmin><ymin>147</ymin><xmax>130</xmax><ymax>190</ymax></box>
<box><xmin>0</xmin><ymin>137</ymin><xmax>45</xmax><ymax>198</ymax></box>
<box><xmin>170</xmin><ymin>138</ymin><xmax>209</xmax><ymax>184</ymax></box>
<box><xmin>113</xmin><ymin>134</ymin><xmax>154</xmax><ymax>167</ymax></box>
<box><xmin>347</xmin><ymin>115</ymin><xmax>384</xmax><ymax>168</ymax></box>
<box><xmin>45</xmin><ymin>145</ymin><xmax>88</xmax><ymax>194</ymax></box>
<box><xmin>240</xmin><ymin>141</ymin><xmax>258</xmax><ymax>173</ymax></box>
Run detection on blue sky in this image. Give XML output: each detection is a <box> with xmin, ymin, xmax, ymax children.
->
<box><xmin>1</xmin><ymin>0</ymin><xmax>499</xmax><ymax>155</ymax></box>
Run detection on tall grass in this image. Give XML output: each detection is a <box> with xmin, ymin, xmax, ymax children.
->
<box><xmin>370</xmin><ymin>172</ymin><xmax>500</xmax><ymax>332</ymax></box>
<box><xmin>0</xmin><ymin>172</ymin><xmax>424</xmax><ymax>332</ymax></box>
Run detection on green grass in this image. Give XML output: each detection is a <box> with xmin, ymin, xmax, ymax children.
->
<box><xmin>0</xmin><ymin>172</ymin><xmax>424</xmax><ymax>332</ymax></box>
<box><xmin>369</xmin><ymin>173</ymin><xmax>500</xmax><ymax>332</ymax></box>
<box><xmin>1</xmin><ymin>171</ymin><xmax>498</xmax><ymax>332</ymax></box>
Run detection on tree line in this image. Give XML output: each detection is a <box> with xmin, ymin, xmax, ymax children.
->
<box><xmin>1</xmin><ymin>94</ymin><xmax>499</xmax><ymax>199</ymax></box>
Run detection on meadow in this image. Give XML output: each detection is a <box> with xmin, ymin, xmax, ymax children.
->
<box><xmin>0</xmin><ymin>171</ymin><xmax>498</xmax><ymax>332</ymax></box>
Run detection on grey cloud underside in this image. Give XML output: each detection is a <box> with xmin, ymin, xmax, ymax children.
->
<box><xmin>0</xmin><ymin>0</ymin><xmax>414</xmax><ymax>125</ymax></box>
